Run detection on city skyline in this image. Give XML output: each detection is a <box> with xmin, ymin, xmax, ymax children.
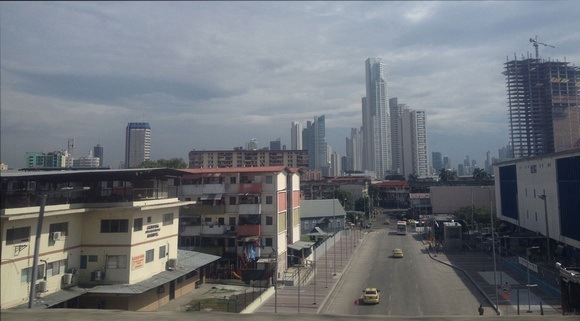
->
<box><xmin>2</xmin><ymin>2</ymin><xmax>579</xmax><ymax>169</ymax></box>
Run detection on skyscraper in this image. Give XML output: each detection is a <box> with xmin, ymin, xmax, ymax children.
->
<box><xmin>504</xmin><ymin>57</ymin><xmax>579</xmax><ymax>158</ymax></box>
<box><xmin>125</xmin><ymin>122</ymin><xmax>151</xmax><ymax>168</ymax></box>
<box><xmin>302</xmin><ymin>115</ymin><xmax>327</xmax><ymax>170</ymax></box>
<box><xmin>389</xmin><ymin>97</ymin><xmax>404</xmax><ymax>175</ymax></box>
<box><xmin>345</xmin><ymin>127</ymin><xmax>363</xmax><ymax>172</ymax></box>
<box><xmin>401</xmin><ymin>108</ymin><xmax>428</xmax><ymax>178</ymax></box>
<box><xmin>270</xmin><ymin>138</ymin><xmax>282</xmax><ymax>150</ymax></box>
<box><xmin>291</xmin><ymin>122</ymin><xmax>302</xmax><ymax>150</ymax></box>
<box><xmin>362</xmin><ymin>58</ymin><xmax>391</xmax><ymax>178</ymax></box>
<box><xmin>432</xmin><ymin>152</ymin><xmax>443</xmax><ymax>174</ymax></box>
<box><xmin>93</xmin><ymin>144</ymin><xmax>104</xmax><ymax>167</ymax></box>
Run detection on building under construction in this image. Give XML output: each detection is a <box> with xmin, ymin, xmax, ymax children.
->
<box><xmin>504</xmin><ymin>56</ymin><xmax>580</xmax><ymax>159</ymax></box>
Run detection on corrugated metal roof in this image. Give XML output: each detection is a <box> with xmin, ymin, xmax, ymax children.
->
<box><xmin>300</xmin><ymin>199</ymin><xmax>347</xmax><ymax>219</ymax></box>
<box><xmin>87</xmin><ymin>250</ymin><xmax>220</xmax><ymax>295</ymax></box>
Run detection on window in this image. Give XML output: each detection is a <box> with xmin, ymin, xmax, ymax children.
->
<box><xmin>305</xmin><ymin>221</ymin><xmax>309</xmax><ymax>229</ymax></box>
<box><xmin>47</xmin><ymin>259</ymin><xmax>67</xmax><ymax>276</ymax></box>
<box><xmin>163</xmin><ymin>213</ymin><xmax>174</xmax><ymax>226</ymax></box>
<box><xmin>229</xmin><ymin>217</ymin><xmax>236</xmax><ymax>226</ymax></box>
<box><xmin>89</xmin><ymin>255</ymin><xmax>98</xmax><ymax>262</ymax></box>
<box><xmin>100</xmin><ymin>219</ymin><xmax>129</xmax><ymax>233</ymax></box>
<box><xmin>159</xmin><ymin>245</ymin><xmax>166</xmax><ymax>259</ymax></box>
<box><xmin>21</xmin><ymin>264</ymin><xmax>44</xmax><ymax>283</ymax></box>
<box><xmin>147</xmin><ymin>216</ymin><xmax>152</xmax><ymax>223</ymax></box>
<box><xmin>266</xmin><ymin>216</ymin><xmax>273</xmax><ymax>225</ymax></box>
<box><xmin>230</xmin><ymin>196</ymin><xmax>236</xmax><ymax>205</ymax></box>
<box><xmin>7</xmin><ymin>226</ymin><xmax>31</xmax><ymax>245</ymax></box>
<box><xmin>230</xmin><ymin>177</ymin><xmax>236</xmax><ymax>184</ymax></box>
<box><xmin>266</xmin><ymin>196</ymin><xmax>273</xmax><ymax>204</ymax></box>
<box><xmin>146</xmin><ymin>249</ymin><xmax>154</xmax><ymax>263</ymax></box>
<box><xmin>49</xmin><ymin>222</ymin><xmax>68</xmax><ymax>236</ymax></box>
<box><xmin>205</xmin><ymin>217</ymin><xmax>212</xmax><ymax>223</ymax></box>
<box><xmin>266</xmin><ymin>175</ymin><xmax>273</xmax><ymax>184</ymax></box>
<box><xmin>107</xmin><ymin>255</ymin><xmax>127</xmax><ymax>269</ymax></box>
<box><xmin>218</xmin><ymin>217</ymin><xmax>225</xmax><ymax>225</ymax></box>
<box><xmin>177</xmin><ymin>276</ymin><xmax>183</xmax><ymax>284</ymax></box>
<box><xmin>265</xmin><ymin>238</ymin><xmax>273</xmax><ymax>246</ymax></box>
<box><xmin>134</xmin><ymin>218</ymin><xmax>143</xmax><ymax>231</ymax></box>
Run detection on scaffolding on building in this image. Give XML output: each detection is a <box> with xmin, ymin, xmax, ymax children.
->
<box><xmin>503</xmin><ymin>56</ymin><xmax>580</xmax><ymax>159</ymax></box>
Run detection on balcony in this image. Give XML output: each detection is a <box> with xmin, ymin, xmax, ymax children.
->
<box><xmin>238</xmin><ymin>183</ymin><xmax>262</xmax><ymax>194</ymax></box>
<box><xmin>237</xmin><ymin>224</ymin><xmax>261</xmax><ymax>237</ymax></box>
<box><xmin>181</xmin><ymin>183</ymin><xmax>226</xmax><ymax>195</ymax></box>
<box><xmin>238</xmin><ymin>203</ymin><xmax>261</xmax><ymax>215</ymax></box>
<box><xmin>201</xmin><ymin>224</ymin><xmax>236</xmax><ymax>235</ymax></box>
<box><xmin>190</xmin><ymin>204</ymin><xmax>226</xmax><ymax>215</ymax></box>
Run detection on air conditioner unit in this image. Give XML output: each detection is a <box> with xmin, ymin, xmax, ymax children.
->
<box><xmin>92</xmin><ymin>270</ymin><xmax>102</xmax><ymax>281</ymax></box>
<box><xmin>167</xmin><ymin>258</ymin><xmax>178</xmax><ymax>270</ymax></box>
<box><xmin>62</xmin><ymin>273</ymin><xmax>73</xmax><ymax>285</ymax></box>
<box><xmin>51</xmin><ymin>232</ymin><xmax>62</xmax><ymax>241</ymax></box>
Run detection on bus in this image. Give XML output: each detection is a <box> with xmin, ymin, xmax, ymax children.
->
<box><xmin>396</xmin><ymin>221</ymin><xmax>407</xmax><ymax>235</ymax></box>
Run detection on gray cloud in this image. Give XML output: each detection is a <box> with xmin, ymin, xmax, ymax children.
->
<box><xmin>1</xmin><ymin>1</ymin><xmax>579</xmax><ymax>169</ymax></box>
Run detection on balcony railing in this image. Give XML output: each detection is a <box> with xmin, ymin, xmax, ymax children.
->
<box><xmin>238</xmin><ymin>203</ymin><xmax>261</xmax><ymax>215</ymax></box>
<box><xmin>238</xmin><ymin>183</ymin><xmax>262</xmax><ymax>194</ymax></box>
<box><xmin>201</xmin><ymin>224</ymin><xmax>236</xmax><ymax>235</ymax></box>
<box><xmin>1</xmin><ymin>186</ymin><xmax>179</xmax><ymax>209</ymax></box>
<box><xmin>181</xmin><ymin>183</ymin><xmax>226</xmax><ymax>195</ymax></box>
<box><xmin>237</xmin><ymin>224</ymin><xmax>261</xmax><ymax>237</ymax></box>
<box><xmin>190</xmin><ymin>204</ymin><xmax>226</xmax><ymax>215</ymax></box>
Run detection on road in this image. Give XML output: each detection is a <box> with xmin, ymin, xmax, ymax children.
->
<box><xmin>321</xmin><ymin>223</ymin><xmax>485</xmax><ymax>316</ymax></box>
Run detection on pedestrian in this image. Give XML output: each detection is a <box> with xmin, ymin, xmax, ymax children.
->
<box><xmin>478</xmin><ymin>304</ymin><xmax>484</xmax><ymax>315</ymax></box>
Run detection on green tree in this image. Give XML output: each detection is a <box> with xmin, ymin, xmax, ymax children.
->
<box><xmin>140</xmin><ymin>158</ymin><xmax>187</xmax><ymax>168</ymax></box>
<box><xmin>451</xmin><ymin>206</ymin><xmax>492</xmax><ymax>225</ymax></box>
<box><xmin>333</xmin><ymin>189</ymin><xmax>353</xmax><ymax>211</ymax></box>
<box><xmin>407</xmin><ymin>173</ymin><xmax>418</xmax><ymax>183</ymax></box>
<box><xmin>354</xmin><ymin>197</ymin><xmax>370</xmax><ymax>217</ymax></box>
<box><xmin>473</xmin><ymin>168</ymin><xmax>490</xmax><ymax>182</ymax></box>
<box><xmin>439</xmin><ymin>168</ymin><xmax>457</xmax><ymax>182</ymax></box>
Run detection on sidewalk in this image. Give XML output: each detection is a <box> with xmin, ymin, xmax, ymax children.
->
<box><xmin>427</xmin><ymin>248</ymin><xmax>563</xmax><ymax>316</ymax></box>
<box><xmin>253</xmin><ymin>229</ymin><xmax>366</xmax><ymax>314</ymax></box>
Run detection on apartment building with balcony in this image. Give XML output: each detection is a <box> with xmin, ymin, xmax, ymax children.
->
<box><xmin>188</xmin><ymin>149</ymin><xmax>308</xmax><ymax>169</ymax></box>
<box><xmin>177</xmin><ymin>166</ymin><xmax>302</xmax><ymax>283</ymax></box>
<box><xmin>0</xmin><ymin>168</ymin><xmax>219</xmax><ymax>311</ymax></box>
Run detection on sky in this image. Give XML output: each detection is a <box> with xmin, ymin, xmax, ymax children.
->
<box><xmin>1</xmin><ymin>1</ymin><xmax>579</xmax><ymax>170</ymax></box>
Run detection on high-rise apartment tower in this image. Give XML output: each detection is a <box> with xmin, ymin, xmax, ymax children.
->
<box><xmin>125</xmin><ymin>122</ymin><xmax>151</xmax><ymax>168</ymax></box>
<box><xmin>362</xmin><ymin>58</ymin><xmax>391</xmax><ymax>178</ymax></box>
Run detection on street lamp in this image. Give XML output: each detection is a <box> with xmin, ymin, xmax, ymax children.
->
<box><xmin>538</xmin><ymin>194</ymin><xmax>550</xmax><ymax>264</ymax></box>
<box><xmin>526</xmin><ymin>246</ymin><xmax>539</xmax><ymax>313</ymax></box>
<box><xmin>481</xmin><ymin>186</ymin><xmax>499</xmax><ymax>315</ymax></box>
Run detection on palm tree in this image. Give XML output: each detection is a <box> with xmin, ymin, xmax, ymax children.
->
<box><xmin>439</xmin><ymin>168</ymin><xmax>457</xmax><ymax>182</ymax></box>
<box><xmin>473</xmin><ymin>168</ymin><xmax>490</xmax><ymax>181</ymax></box>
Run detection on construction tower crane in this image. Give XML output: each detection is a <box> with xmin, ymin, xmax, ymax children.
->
<box><xmin>529</xmin><ymin>36</ymin><xmax>555</xmax><ymax>59</ymax></box>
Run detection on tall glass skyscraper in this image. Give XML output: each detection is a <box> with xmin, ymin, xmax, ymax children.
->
<box><xmin>125</xmin><ymin>122</ymin><xmax>151</xmax><ymax>168</ymax></box>
<box><xmin>363</xmin><ymin>58</ymin><xmax>391</xmax><ymax>178</ymax></box>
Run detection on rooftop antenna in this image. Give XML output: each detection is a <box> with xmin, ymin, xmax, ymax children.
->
<box><xmin>529</xmin><ymin>36</ymin><xmax>555</xmax><ymax>59</ymax></box>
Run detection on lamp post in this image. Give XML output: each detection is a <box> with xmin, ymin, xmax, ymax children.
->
<box><xmin>333</xmin><ymin>199</ymin><xmax>336</xmax><ymax>276</ymax></box>
<box><xmin>28</xmin><ymin>194</ymin><xmax>47</xmax><ymax>308</ymax></box>
<box><xmin>538</xmin><ymin>194</ymin><xmax>550</xmax><ymax>264</ymax></box>
<box><xmin>28</xmin><ymin>187</ymin><xmax>90</xmax><ymax>309</ymax></box>
<box><xmin>482</xmin><ymin>186</ymin><xmax>499</xmax><ymax>315</ymax></box>
<box><xmin>313</xmin><ymin>246</ymin><xmax>317</xmax><ymax>305</ymax></box>
<box><xmin>526</xmin><ymin>246</ymin><xmax>539</xmax><ymax>313</ymax></box>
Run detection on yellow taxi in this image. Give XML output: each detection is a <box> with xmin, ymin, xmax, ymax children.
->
<box><xmin>393</xmin><ymin>248</ymin><xmax>404</xmax><ymax>258</ymax></box>
<box><xmin>362</xmin><ymin>287</ymin><xmax>381</xmax><ymax>304</ymax></box>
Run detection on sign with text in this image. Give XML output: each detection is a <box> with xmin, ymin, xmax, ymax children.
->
<box><xmin>132</xmin><ymin>254</ymin><xmax>144</xmax><ymax>270</ymax></box>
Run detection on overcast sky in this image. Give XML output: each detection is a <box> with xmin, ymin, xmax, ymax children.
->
<box><xmin>1</xmin><ymin>1</ymin><xmax>579</xmax><ymax>170</ymax></box>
